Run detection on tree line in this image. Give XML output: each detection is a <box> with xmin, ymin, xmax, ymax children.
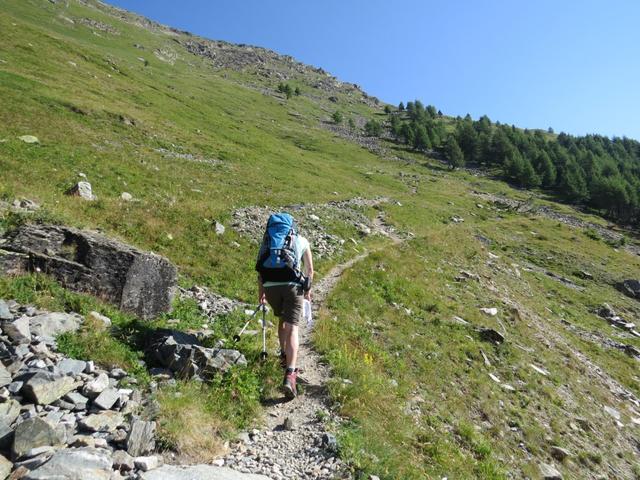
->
<box><xmin>376</xmin><ymin>100</ymin><xmax>640</xmax><ymax>225</ymax></box>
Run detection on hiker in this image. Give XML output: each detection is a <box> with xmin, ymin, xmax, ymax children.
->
<box><xmin>256</xmin><ymin>213</ymin><xmax>313</xmax><ymax>399</ymax></box>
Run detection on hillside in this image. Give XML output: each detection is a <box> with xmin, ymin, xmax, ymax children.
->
<box><xmin>1</xmin><ymin>1</ymin><xmax>640</xmax><ymax>479</ymax></box>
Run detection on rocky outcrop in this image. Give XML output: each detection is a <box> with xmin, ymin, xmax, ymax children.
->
<box><xmin>147</xmin><ymin>330</ymin><xmax>247</xmax><ymax>381</ymax></box>
<box><xmin>616</xmin><ymin>279</ymin><xmax>640</xmax><ymax>300</ymax></box>
<box><xmin>1</xmin><ymin>224</ymin><xmax>177</xmax><ymax>319</ymax></box>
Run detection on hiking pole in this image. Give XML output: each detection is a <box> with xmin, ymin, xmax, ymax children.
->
<box><xmin>260</xmin><ymin>305</ymin><xmax>268</xmax><ymax>361</ymax></box>
<box><xmin>233</xmin><ymin>304</ymin><xmax>264</xmax><ymax>343</ymax></box>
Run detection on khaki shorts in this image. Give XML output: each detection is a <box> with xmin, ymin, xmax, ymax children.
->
<box><xmin>264</xmin><ymin>284</ymin><xmax>303</xmax><ymax>326</ymax></box>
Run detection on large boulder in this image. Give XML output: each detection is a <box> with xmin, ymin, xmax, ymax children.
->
<box><xmin>148</xmin><ymin>330</ymin><xmax>246</xmax><ymax>380</ymax></box>
<box><xmin>12</xmin><ymin>417</ymin><xmax>65</xmax><ymax>459</ymax></box>
<box><xmin>29</xmin><ymin>312</ymin><xmax>81</xmax><ymax>341</ymax></box>
<box><xmin>2</xmin><ymin>224</ymin><xmax>177</xmax><ymax>319</ymax></box>
<box><xmin>18</xmin><ymin>371</ymin><xmax>76</xmax><ymax>405</ymax></box>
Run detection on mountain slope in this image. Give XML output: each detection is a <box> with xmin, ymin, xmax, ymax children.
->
<box><xmin>1</xmin><ymin>2</ymin><xmax>640</xmax><ymax>479</ymax></box>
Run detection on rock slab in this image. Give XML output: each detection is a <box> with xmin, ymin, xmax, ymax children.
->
<box><xmin>141</xmin><ymin>465</ymin><xmax>271</xmax><ymax>480</ymax></box>
<box><xmin>24</xmin><ymin>447</ymin><xmax>113</xmax><ymax>480</ymax></box>
<box><xmin>2</xmin><ymin>224</ymin><xmax>177</xmax><ymax>319</ymax></box>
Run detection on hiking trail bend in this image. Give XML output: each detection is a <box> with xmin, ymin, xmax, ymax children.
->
<box><xmin>222</xmin><ymin>215</ymin><xmax>402</xmax><ymax>479</ymax></box>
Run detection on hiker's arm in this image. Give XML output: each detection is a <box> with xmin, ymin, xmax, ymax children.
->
<box><xmin>257</xmin><ymin>274</ymin><xmax>266</xmax><ymax>304</ymax></box>
<box><xmin>303</xmin><ymin>248</ymin><xmax>314</xmax><ymax>300</ymax></box>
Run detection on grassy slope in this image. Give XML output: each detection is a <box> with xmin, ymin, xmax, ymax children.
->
<box><xmin>1</xmin><ymin>1</ymin><xmax>639</xmax><ymax>478</ymax></box>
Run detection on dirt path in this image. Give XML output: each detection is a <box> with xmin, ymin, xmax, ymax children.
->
<box><xmin>222</xmin><ymin>214</ymin><xmax>402</xmax><ymax>480</ymax></box>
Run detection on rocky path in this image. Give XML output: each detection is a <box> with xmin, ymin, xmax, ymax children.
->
<box><xmin>221</xmin><ymin>214</ymin><xmax>402</xmax><ymax>479</ymax></box>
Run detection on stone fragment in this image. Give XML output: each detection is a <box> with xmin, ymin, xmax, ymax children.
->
<box><xmin>0</xmin><ymin>454</ymin><xmax>11</xmax><ymax>479</ymax></box>
<box><xmin>93</xmin><ymin>388</ymin><xmax>119</xmax><ymax>410</ymax></box>
<box><xmin>120</xmin><ymin>192</ymin><xmax>133</xmax><ymax>201</ymax></box>
<box><xmin>214</xmin><ymin>221</ymin><xmax>225</xmax><ymax>235</ymax></box>
<box><xmin>18</xmin><ymin>135</ymin><xmax>39</xmax><ymax>144</ymax></box>
<box><xmin>23</xmin><ymin>447</ymin><xmax>112</xmax><ymax>480</ymax></box>
<box><xmin>20</xmin><ymin>372</ymin><xmax>76</xmax><ymax>405</ymax></box>
<box><xmin>3</xmin><ymin>224</ymin><xmax>177</xmax><ymax>320</ymax></box>
<box><xmin>66</xmin><ymin>181</ymin><xmax>96</xmax><ymax>201</ymax></box>
<box><xmin>12</xmin><ymin>417</ymin><xmax>64</xmax><ymax>459</ymax></box>
<box><xmin>57</xmin><ymin>358</ymin><xmax>87</xmax><ymax>376</ymax></box>
<box><xmin>83</xmin><ymin>373</ymin><xmax>109</xmax><ymax>398</ymax></box>
<box><xmin>0</xmin><ymin>300</ymin><xmax>12</xmax><ymax>321</ymax></box>
<box><xmin>604</xmin><ymin>406</ymin><xmax>620</xmax><ymax>420</ymax></box>
<box><xmin>0</xmin><ymin>364</ymin><xmax>11</xmax><ymax>388</ymax></box>
<box><xmin>78</xmin><ymin>411</ymin><xmax>124</xmax><ymax>432</ymax></box>
<box><xmin>283</xmin><ymin>417</ymin><xmax>294</xmax><ymax>431</ymax></box>
<box><xmin>478</xmin><ymin>328</ymin><xmax>505</xmax><ymax>344</ymax></box>
<box><xmin>134</xmin><ymin>455</ymin><xmax>163</xmax><ymax>472</ymax></box>
<box><xmin>480</xmin><ymin>307</ymin><xmax>498</xmax><ymax>316</ymax></box>
<box><xmin>0</xmin><ymin>400</ymin><xmax>21</xmax><ymax>446</ymax></box>
<box><xmin>112</xmin><ymin>449</ymin><xmax>135</xmax><ymax>472</ymax></box>
<box><xmin>87</xmin><ymin>311</ymin><xmax>111</xmax><ymax>328</ymax></box>
<box><xmin>550</xmin><ymin>446</ymin><xmax>571</xmax><ymax>461</ymax></box>
<box><xmin>63</xmin><ymin>392</ymin><xmax>88</xmax><ymax>411</ymax></box>
<box><xmin>3</xmin><ymin>317</ymin><xmax>30</xmax><ymax>344</ymax></box>
<box><xmin>141</xmin><ymin>465</ymin><xmax>271</xmax><ymax>479</ymax></box>
<box><xmin>126</xmin><ymin>419</ymin><xmax>156</xmax><ymax>457</ymax></box>
<box><xmin>617</xmin><ymin>279</ymin><xmax>640</xmax><ymax>300</ymax></box>
<box><xmin>29</xmin><ymin>312</ymin><xmax>81</xmax><ymax>341</ymax></box>
<box><xmin>539</xmin><ymin>462</ymin><xmax>563</xmax><ymax>480</ymax></box>
<box><xmin>321</xmin><ymin>433</ymin><xmax>338</xmax><ymax>452</ymax></box>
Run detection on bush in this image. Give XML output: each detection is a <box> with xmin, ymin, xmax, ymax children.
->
<box><xmin>332</xmin><ymin>111</ymin><xmax>343</xmax><ymax>124</ymax></box>
<box><xmin>364</xmin><ymin>119</ymin><xmax>382</xmax><ymax>137</ymax></box>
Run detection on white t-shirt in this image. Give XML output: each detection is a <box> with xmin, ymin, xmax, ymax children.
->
<box><xmin>262</xmin><ymin>235</ymin><xmax>309</xmax><ymax>288</ymax></box>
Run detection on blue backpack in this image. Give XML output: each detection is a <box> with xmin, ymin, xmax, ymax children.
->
<box><xmin>255</xmin><ymin>213</ymin><xmax>303</xmax><ymax>283</ymax></box>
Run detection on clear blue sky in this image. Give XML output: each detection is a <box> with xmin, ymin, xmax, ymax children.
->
<box><xmin>107</xmin><ymin>0</ymin><xmax>640</xmax><ymax>140</ymax></box>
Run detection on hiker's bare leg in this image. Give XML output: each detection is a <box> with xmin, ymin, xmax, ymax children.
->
<box><xmin>282</xmin><ymin>322</ymin><xmax>298</xmax><ymax>368</ymax></box>
<box><xmin>278</xmin><ymin>318</ymin><xmax>287</xmax><ymax>353</ymax></box>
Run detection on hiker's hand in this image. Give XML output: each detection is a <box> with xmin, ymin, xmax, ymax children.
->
<box><xmin>259</xmin><ymin>292</ymin><xmax>266</xmax><ymax>304</ymax></box>
<box><xmin>304</xmin><ymin>289</ymin><xmax>311</xmax><ymax>301</ymax></box>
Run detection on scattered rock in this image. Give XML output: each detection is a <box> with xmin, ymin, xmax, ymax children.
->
<box><xmin>83</xmin><ymin>373</ymin><xmax>110</xmax><ymax>398</ymax></box>
<box><xmin>283</xmin><ymin>417</ymin><xmax>294</xmax><ymax>431</ymax></box>
<box><xmin>79</xmin><ymin>411</ymin><xmax>124</xmax><ymax>432</ymax></box>
<box><xmin>550</xmin><ymin>446</ymin><xmax>571</xmax><ymax>461</ymax></box>
<box><xmin>134</xmin><ymin>455</ymin><xmax>163</xmax><ymax>472</ymax></box>
<box><xmin>214</xmin><ymin>221</ymin><xmax>225</xmax><ymax>236</ymax></box>
<box><xmin>480</xmin><ymin>307</ymin><xmax>498</xmax><ymax>316</ymax></box>
<box><xmin>140</xmin><ymin>465</ymin><xmax>271</xmax><ymax>479</ymax></box>
<box><xmin>93</xmin><ymin>388</ymin><xmax>119</xmax><ymax>410</ymax></box>
<box><xmin>2</xmin><ymin>316</ymin><xmax>30</xmax><ymax>344</ymax></box>
<box><xmin>126</xmin><ymin>419</ymin><xmax>156</xmax><ymax>456</ymax></box>
<box><xmin>24</xmin><ymin>447</ymin><xmax>113</xmax><ymax>480</ymax></box>
<box><xmin>18</xmin><ymin>135</ymin><xmax>39</xmax><ymax>144</ymax></box>
<box><xmin>539</xmin><ymin>462</ymin><xmax>563</xmax><ymax>480</ymax></box>
<box><xmin>29</xmin><ymin>312</ymin><xmax>81</xmax><ymax>342</ymax></box>
<box><xmin>12</xmin><ymin>416</ymin><xmax>64</xmax><ymax>459</ymax></box>
<box><xmin>120</xmin><ymin>192</ymin><xmax>133</xmax><ymax>201</ymax></box>
<box><xmin>87</xmin><ymin>311</ymin><xmax>111</xmax><ymax>328</ymax></box>
<box><xmin>0</xmin><ymin>454</ymin><xmax>11</xmax><ymax>479</ymax></box>
<box><xmin>617</xmin><ymin>279</ymin><xmax>640</xmax><ymax>300</ymax></box>
<box><xmin>321</xmin><ymin>433</ymin><xmax>337</xmax><ymax>452</ymax></box>
<box><xmin>0</xmin><ymin>300</ymin><xmax>11</xmax><ymax>321</ymax></box>
<box><xmin>478</xmin><ymin>328</ymin><xmax>505</xmax><ymax>345</ymax></box>
<box><xmin>65</xmin><ymin>181</ymin><xmax>96</xmax><ymax>201</ymax></box>
<box><xmin>112</xmin><ymin>449</ymin><xmax>135</xmax><ymax>472</ymax></box>
<box><xmin>57</xmin><ymin>358</ymin><xmax>87</xmax><ymax>376</ymax></box>
<box><xmin>20</xmin><ymin>372</ymin><xmax>76</xmax><ymax>405</ymax></box>
<box><xmin>603</xmin><ymin>405</ymin><xmax>620</xmax><ymax>420</ymax></box>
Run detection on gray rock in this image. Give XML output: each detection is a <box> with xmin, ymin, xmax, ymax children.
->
<box><xmin>283</xmin><ymin>417</ymin><xmax>294</xmax><ymax>431</ymax></box>
<box><xmin>12</xmin><ymin>417</ymin><xmax>64</xmax><ymax>459</ymax></box>
<box><xmin>617</xmin><ymin>279</ymin><xmax>640</xmax><ymax>300</ymax></box>
<box><xmin>65</xmin><ymin>181</ymin><xmax>96</xmax><ymax>201</ymax></box>
<box><xmin>120</xmin><ymin>192</ymin><xmax>133</xmax><ymax>201</ymax></box>
<box><xmin>2</xmin><ymin>224</ymin><xmax>177</xmax><ymax>320</ymax></box>
<box><xmin>0</xmin><ymin>363</ymin><xmax>11</xmax><ymax>388</ymax></box>
<box><xmin>141</xmin><ymin>465</ymin><xmax>271</xmax><ymax>480</ymax></box>
<box><xmin>148</xmin><ymin>330</ymin><xmax>246</xmax><ymax>380</ymax></box>
<box><xmin>87</xmin><ymin>311</ymin><xmax>111</xmax><ymax>328</ymax></box>
<box><xmin>57</xmin><ymin>358</ymin><xmax>87</xmax><ymax>376</ymax></box>
<box><xmin>126</xmin><ymin>419</ymin><xmax>156</xmax><ymax>456</ymax></box>
<box><xmin>134</xmin><ymin>455</ymin><xmax>163</xmax><ymax>472</ymax></box>
<box><xmin>23</xmin><ymin>447</ymin><xmax>113</xmax><ymax>480</ymax></box>
<box><xmin>2</xmin><ymin>316</ymin><xmax>31</xmax><ymax>344</ymax></box>
<box><xmin>112</xmin><ymin>449</ymin><xmax>135</xmax><ymax>472</ymax></box>
<box><xmin>8</xmin><ymin>381</ymin><xmax>23</xmax><ymax>394</ymax></box>
<box><xmin>214</xmin><ymin>221</ymin><xmax>225</xmax><ymax>235</ymax></box>
<box><xmin>83</xmin><ymin>373</ymin><xmax>109</xmax><ymax>398</ymax></box>
<box><xmin>598</xmin><ymin>303</ymin><xmax>616</xmax><ymax>319</ymax></box>
<box><xmin>539</xmin><ymin>462</ymin><xmax>563</xmax><ymax>480</ymax></box>
<box><xmin>0</xmin><ymin>300</ymin><xmax>12</xmax><ymax>321</ymax></box>
<box><xmin>0</xmin><ymin>454</ymin><xmax>11</xmax><ymax>479</ymax></box>
<box><xmin>478</xmin><ymin>328</ymin><xmax>505</xmax><ymax>345</ymax></box>
<box><xmin>550</xmin><ymin>446</ymin><xmax>571</xmax><ymax>461</ymax></box>
<box><xmin>0</xmin><ymin>399</ymin><xmax>21</xmax><ymax>446</ymax></box>
<box><xmin>93</xmin><ymin>388</ymin><xmax>119</xmax><ymax>410</ymax></box>
<box><xmin>20</xmin><ymin>372</ymin><xmax>76</xmax><ymax>405</ymax></box>
<box><xmin>63</xmin><ymin>391</ymin><xmax>88</xmax><ymax>411</ymax></box>
<box><xmin>78</xmin><ymin>411</ymin><xmax>124</xmax><ymax>432</ymax></box>
<box><xmin>321</xmin><ymin>433</ymin><xmax>338</xmax><ymax>452</ymax></box>
<box><xmin>29</xmin><ymin>312</ymin><xmax>81</xmax><ymax>341</ymax></box>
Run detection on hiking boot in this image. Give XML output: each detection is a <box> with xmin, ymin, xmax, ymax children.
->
<box><xmin>283</xmin><ymin>369</ymin><xmax>297</xmax><ymax>399</ymax></box>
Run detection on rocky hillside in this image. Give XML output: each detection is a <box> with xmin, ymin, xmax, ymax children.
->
<box><xmin>1</xmin><ymin>1</ymin><xmax>640</xmax><ymax>480</ymax></box>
